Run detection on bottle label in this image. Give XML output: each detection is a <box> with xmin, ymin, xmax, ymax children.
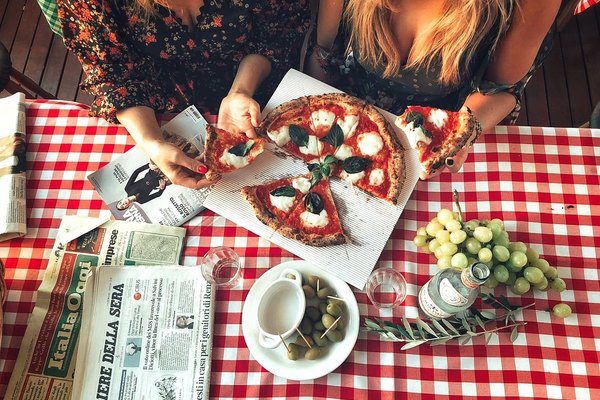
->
<box><xmin>461</xmin><ymin>266</ymin><xmax>479</xmax><ymax>289</ymax></box>
<box><xmin>418</xmin><ymin>281</ymin><xmax>453</xmax><ymax>319</ymax></box>
<box><xmin>439</xmin><ymin>278</ymin><xmax>469</xmax><ymax>306</ymax></box>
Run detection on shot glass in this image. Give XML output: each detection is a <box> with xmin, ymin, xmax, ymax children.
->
<box><xmin>201</xmin><ymin>246</ymin><xmax>242</xmax><ymax>288</ymax></box>
<box><xmin>365</xmin><ymin>268</ymin><xmax>407</xmax><ymax>309</ymax></box>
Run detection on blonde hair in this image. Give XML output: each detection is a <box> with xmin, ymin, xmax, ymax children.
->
<box><xmin>129</xmin><ymin>0</ymin><xmax>169</xmax><ymax>21</ymax></box>
<box><xmin>345</xmin><ymin>0</ymin><xmax>516</xmax><ymax>85</ymax></box>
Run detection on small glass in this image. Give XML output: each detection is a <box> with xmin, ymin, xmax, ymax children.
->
<box><xmin>201</xmin><ymin>246</ymin><xmax>242</xmax><ymax>288</ymax></box>
<box><xmin>366</xmin><ymin>268</ymin><xmax>407</xmax><ymax>309</ymax></box>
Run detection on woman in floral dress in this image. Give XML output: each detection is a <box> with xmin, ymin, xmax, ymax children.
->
<box><xmin>58</xmin><ymin>0</ymin><xmax>310</xmax><ymax>188</ymax></box>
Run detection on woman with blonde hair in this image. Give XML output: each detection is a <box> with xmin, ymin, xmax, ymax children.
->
<box><xmin>307</xmin><ymin>0</ymin><xmax>560</xmax><ymax>178</ymax></box>
<box><xmin>57</xmin><ymin>0</ymin><xmax>310</xmax><ymax>188</ymax></box>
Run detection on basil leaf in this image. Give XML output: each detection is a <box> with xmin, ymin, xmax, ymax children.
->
<box><xmin>405</xmin><ymin>110</ymin><xmax>424</xmax><ymax>127</ymax></box>
<box><xmin>304</xmin><ymin>192</ymin><xmax>324</xmax><ymax>214</ymax></box>
<box><xmin>323</xmin><ymin>154</ymin><xmax>337</xmax><ymax>165</ymax></box>
<box><xmin>320</xmin><ymin>124</ymin><xmax>344</xmax><ymax>148</ymax></box>
<box><xmin>270</xmin><ymin>186</ymin><xmax>296</xmax><ymax>197</ymax></box>
<box><xmin>422</xmin><ymin>126</ymin><xmax>433</xmax><ymax>139</ymax></box>
<box><xmin>289</xmin><ymin>124</ymin><xmax>309</xmax><ymax>147</ymax></box>
<box><xmin>228</xmin><ymin>140</ymin><xmax>255</xmax><ymax>157</ymax></box>
<box><xmin>307</xmin><ymin>163</ymin><xmax>320</xmax><ymax>171</ymax></box>
<box><xmin>310</xmin><ymin>169</ymin><xmax>323</xmax><ymax>188</ymax></box>
<box><xmin>342</xmin><ymin>156</ymin><xmax>371</xmax><ymax>174</ymax></box>
<box><xmin>321</xmin><ymin>164</ymin><xmax>331</xmax><ymax>177</ymax></box>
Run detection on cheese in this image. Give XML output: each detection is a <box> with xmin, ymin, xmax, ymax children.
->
<box><xmin>299</xmin><ymin>135</ymin><xmax>322</xmax><ymax>156</ymax></box>
<box><xmin>334</xmin><ymin>144</ymin><xmax>353</xmax><ymax>160</ymax></box>
<box><xmin>220</xmin><ymin>150</ymin><xmax>249</xmax><ymax>169</ymax></box>
<box><xmin>267</xmin><ymin>125</ymin><xmax>291</xmax><ymax>147</ymax></box>
<box><xmin>340</xmin><ymin>169</ymin><xmax>365</xmax><ymax>184</ymax></box>
<box><xmin>369</xmin><ymin>168</ymin><xmax>384</xmax><ymax>186</ymax></box>
<box><xmin>428</xmin><ymin>109</ymin><xmax>448</xmax><ymax>129</ymax></box>
<box><xmin>357</xmin><ymin>132</ymin><xmax>383</xmax><ymax>156</ymax></box>
<box><xmin>269</xmin><ymin>193</ymin><xmax>296</xmax><ymax>212</ymax></box>
<box><xmin>292</xmin><ymin>177</ymin><xmax>311</xmax><ymax>194</ymax></box>
<box><xmin>300</xmin><ymin>209</ymin><xmax>329</xmax><ymax>228</ymax></box>
<box><xmin>403</xmin><ymin>121</ymin><xmax>432</xmax><ymax>149</ymax></box>
<box><xmin>337</xmin><ymin>115</ymin><xmax>359</xmax><ymax>138</ymax></box>
<box><xmin>311</xmin><ymin>109</ymin><xmax>336</xmax><ymax>129</ymax></box>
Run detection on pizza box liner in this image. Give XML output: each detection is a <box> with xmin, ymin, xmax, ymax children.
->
<box><xmin>203</xmin><ymin>69</ymin><xmax>420</xmax><ymax>289</ymax></box>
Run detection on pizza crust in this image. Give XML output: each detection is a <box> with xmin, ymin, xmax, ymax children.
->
<box><xmin>276</xmin><ymin>225</ymin><xmax>349</xmax><ymax>247</ymax></box>
<box><xmin>259</xmin><ymin>96</ymin><xmax>311</xmax><ymax>137</ymax></box>
<box><xmin>240</xmin><ymin>186</ymin><xmax>284</xmax><ymax>231</ymax></box>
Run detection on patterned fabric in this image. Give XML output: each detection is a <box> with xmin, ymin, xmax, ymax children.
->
<box><xmin>37</xmin><ymin>0</ymin><xmax>62</xmax><ymax>36</ymax></box>
<box><xmin>57</xmin><ymin>0</ymin><xmax>310</xmax><ymax>123</ymax></box>
<box><xmin>576</xmin><ymin>0</ymin><xmax>599</xmax><ymax>13</ymax></box>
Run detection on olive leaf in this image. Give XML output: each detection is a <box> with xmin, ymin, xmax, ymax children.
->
<box><xmin>228</xmin><ymin>140</ymin><xmax>255</xmax><ymax>157</ymax></box>
<box><xmin>320</xmin><ymin>124</ymin><xmax>344</xmax><ymax>148</ymax></box>
<box><xmin>270</xmin><ymin>186</ymin><xmax>296</xmax><ymax>197</ymax></box>
<box><xmin>416</xmin><ymin>318</ymin><xmax>438</xmax><ymax>338</ymax></box>
<box><xmin>289</xmin><ymin>124</ymin><xmax>309</xmax><ymax>147</ymax></box>
<box><xmin>342</xmin><ymin>156</ymin><xmax>371</xmax><ymax>174</ymax></box>
<box><xmin>304</xmin><ymin>192</ymin><xmax>324</xmax><ymax>214</ymax></box>
<box><xmin>405</xmin><ymin>110</ymin><xmax>424</xmax><ymax>127</ymax></box>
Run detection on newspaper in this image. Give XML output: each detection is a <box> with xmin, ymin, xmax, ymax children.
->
<box><xmin>88</xmin><ymin>106</ymin><xmax>210</xmax><ymax>226</ymax></box>
<box><xmin>73</xmin><ymin>265</ymin><xmax>214</xmax><ymax>400</ymax></box>
<box><xmin>0</xmin><ymin>92</ymin><xmax>27</xmax><ymax>242</ymax></box>
<box><xmin>5</xmin><ymin>216</ymin><xmax>187</xmax><ymax>400</ymax></box>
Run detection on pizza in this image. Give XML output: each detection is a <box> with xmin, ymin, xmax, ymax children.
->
<box><xmin>203</xmin><ymin>125</ymin><xmax>266</xmax><ymax>180</ymax></box>
<box><xmin>260</xmin><ymin>93</ymin><xmax>405</xmax><ymax>204</ymax></box>
<box><xmin>395</xmin><ymin>106</ymin><xmax>476</xmax><ymax>176</ymax></box>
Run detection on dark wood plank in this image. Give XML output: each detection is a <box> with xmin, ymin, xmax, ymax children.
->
<box><xmin>542</xmin><ymin>29</ymin><xmax>573</xmax><ymax>127</ymax></box>
<box><xmin>39</xmin><ymin>35</ymin><xmax>69</xmax><ymax>97</ymax></box>
<box><xmin>0</xmin><ymin>0</ymin><xmax>26</xmax><ymax>49</ymax></box>
<box><xmin>0</xmin><ymin>0</ymin><xmax>10</xmax><ymax>26</ymax></box>
<box><xmin>57</xmin><ymin>51</ymin><xmax>83</xmax><ymax>100</ymax></box>
<box><xmin>577</xmin><ymin>8</ymin><xmax>600</xmax><ymax>110</ymax></box>
<box><xmin>23</xmin><ymin>11</ymin><xmax>54</xmax><ymax>84</ymax></box>
<box><xmin>10</xmin><ymin>0</ymin><xmax>42</xmax><ymax>71</ymax></box>
<box><xmin>523</xmin><ymin>65</ymin><xmax>550</xmax><ymax>127</ymax></box>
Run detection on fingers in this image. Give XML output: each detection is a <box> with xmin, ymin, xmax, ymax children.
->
<box><xmin>446</xmin><ymin>146</ymin><xmax>471</xmax><ymax>173</ymax></box>
<box><xmin>172</xmin><ymin>149</ymin><xmax>207</xmax><ymax>174</ymax></box>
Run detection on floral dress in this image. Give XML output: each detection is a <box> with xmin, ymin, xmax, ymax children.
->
<box><xmin>57</xmin><ymin>0</ymin><xmax>311</xmax><ymax>123</ymax></box>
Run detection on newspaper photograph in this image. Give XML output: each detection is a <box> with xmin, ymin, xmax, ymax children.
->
<box><xmin>88</xmin><ymin>106</ymin><xmax>211</xmax><ymax>226</ymax></box>
<box><xmin>5</xmin><ymin>216</ymin><xmax>187</xmax><ymax>400</ymax></box>
<box><xmin>73</xmin><ymin>265</ymin><xmax>215</xmax><ymax>400</ymax></box>
<box><xmin>0</xmin><ymin>92</ymin><xmax>27</xmax><ymax>242</ymax></box>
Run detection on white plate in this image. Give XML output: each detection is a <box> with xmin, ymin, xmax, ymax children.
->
<box><xmin>242</xmin><ymin>260</ymin><xmax>360</xmax><ymax>381</ymax></box>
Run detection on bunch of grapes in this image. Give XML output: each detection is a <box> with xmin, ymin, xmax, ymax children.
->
<box><xmin>413</xmin><ymin>193</ymin><xmax>567</xmax><ymax>298</ymax></box>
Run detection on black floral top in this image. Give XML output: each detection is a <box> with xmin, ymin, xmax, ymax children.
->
<box><xmin>57</xmin><ymin>0</ymin><xmax>311</xmax><ymax>123</ymax></box>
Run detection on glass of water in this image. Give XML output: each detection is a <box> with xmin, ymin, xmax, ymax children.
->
<box><xmin>365</xmin><ymin>268</ymin><xmax>407</xmax><ymax>309</ymax></box>
<box><xmin>201</xmin><ymin>246</ymin><xmax>242</xmax><ymax>288</ymax></box>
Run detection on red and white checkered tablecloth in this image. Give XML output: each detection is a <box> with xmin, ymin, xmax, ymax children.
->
<box><xmin>0</xmin><ymin>99</ymin><xmax>599</xmax><ymax>399</ymax></box>
<box><xmin>576</xmin><ymin>0</ymin><xmax>599</xmax><ymax>13</ymax></box>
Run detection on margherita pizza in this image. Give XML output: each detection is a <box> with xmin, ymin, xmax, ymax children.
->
<box><xmin>395</xmin><ymin>106</ymin><xmax>477</xmax><ymax>176</ymax></box>
<box><xmin>204</xmin><ymin>125</ymin><xmax>266</xmax><ymax>180</ymax></box>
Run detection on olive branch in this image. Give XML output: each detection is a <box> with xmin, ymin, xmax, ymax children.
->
<box><xmin>364</xmin><ymin>293</ymin><xmax>534</xmax><ymax>349</ymax></box>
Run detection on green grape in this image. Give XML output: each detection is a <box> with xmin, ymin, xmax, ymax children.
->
<box><xmin>552</xmin><ymin>303</ymin><xmax>572</xmax><ymax>318</ymax></box>
<box><xmin>437</xmin><ymin>256</ymin><xmax>452</xmax><ymax>269</ymax></box>
<box><xmin>426</xmin><ymin>221</ymin><xmax>444</xmax><ymax>237</ymax></box>
<box><xmin>484</xmin><ymin>275</ymin><xmax>499</xmax><ymax>288</ymax></box>
<box><xmin>509</xmin><ymin>251</ymin><xmax>528</xmax><ymax>268</ymax></box>
<box><xmin>508</xmin><ymin>241</ymin><xmax>528</xmax><ymax>253</ymax></box>
<box><xmin>526</xmin><ymin>247</ymin><xmax>539</xmax><ymax>263</ymax></box>
<box><xmin>464</xmin><ymin>220</ymin><xmax>479</xmax><ymax>234</ymax></box>
<box><xmin>437</xmin><ymin>208</ymin><xmax>455</xmax><ymax>226</ymax></box>
<box><xmin>465</xmin><ymin>238</ymin><xmax>482</xmax><ymax>254</ymax></box>
<box><xmin>493</xmin><ymin>265</ymin><xmax>509</xmax><ymax>283</ymax></box>
<box><xmin>416</xmin><ymin>227</ymin><xmax>428</xmax><ymax>237</ymax></box>
<box><xmin>487</xmin><ymin>222</ymin><xmax>503</xmax><ymax>239</ymax></box>
<box><xmin>506</xmin><ymin>272</ymin><xmax>517</xmax><ymax>286</ymax></box>
<box><xmin>478</xmin><ymin>248</ymin><xmax>493</xmax><ymax>263</ymax></box>
<box><xmin>523</xmin><ymin>266</ymin><xmax>544</xmax><ymax>284</ymax></box>
<box><xmin>511</xmin><ymin>277</ymin><xmax>531</xmax><ymax>295</ymax></box>
<box><xmin>485</xmin><ymin>260</ymin><xmax>494</xmax><ymax>269</ymax></box>
<box><xmin>450</xmin><ymin>230</ymin><xmax>467</xmax><ymax>245</ymax></box>
<box><xmin>440</xmin><ymin>242</ymin><xmax>458</xmax><ymax>257</ymax></box>
<box><xmin>428</xmin><ymin>238</ymin><xmax>441</xmax><ymax>253</ymax></box>
<box><xmin>533</xmin><ymin>276</ymin><xmax>549</xmax><ymax>291</ymax></box>
<box><xmin>490</xmin><ymin>218</ymin><xmax>504</xmax><ymax>229</ymax></box>
<box><xmin>549</xmin><ymin>277</ymin><xmax>566</xmax><ymax>292</ymax></box>
<box><xmin>435</xmin><ymin>229</ymin><xmax>451</xmax><ymax>244</ymax></box>
<box><xmin>532</xmin><ymin>258</ymin><xmax>550</xmax><ymax>273</ymax></box>
<box><xmin>493</xmin><ymin>232</ymin><xmax>510</xmax><ymax>247</ymax></box>
<box><xmin>422</xmin><ymin>246</ymin><xmax>433</xmax><ymax>254</ymax></box>
<box><xmin>451</xmin><ymin>253</ymin><xmax>468</xmax><ymax>269</ymax></box>
<box><xmin>434</xmin><ymin>247</ymin><xmax>444</xmax><ymax>259</ymax></box>
<box><xmin>544</xmin><ymin>267</ymin><xmax>558</xmax><ymax>279</ymax></box>
<box><xmin>467</xmin><ymin>257</ymin><xmax>478</xmax><ymax>266</ymax></box>
<box><xmin>414</xmin><ymin>235</ymin><xmax>428</xmax><ymax>247</ymax></box>
<box><xmin>445</xmin><ymin>219</ymin><xmax>462</xmax><ymax>232</ymax></box>
<box><xmin>492</xmin><ymin>245</ymin><xmax>510</xmax><ymax>262</ymax></box>
<box><xmin>505</xmin><ymin>259</ymin><xmax>523</xmax><ymax>273</ymax></box>
<box><xmin>473</xmin><ymin>226</ymin><xmax>493</xmax><ymax>243</ymax></box>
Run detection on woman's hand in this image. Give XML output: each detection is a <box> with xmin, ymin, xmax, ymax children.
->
<box><xmin>218</xmin><ymin>91</ymin><xmax>261</xmax><ymax>138</ymax></box>
<box><xmin>306</xmin><ymin>47</ymin><xmax>333</xmax><ymax>84</ymax></box>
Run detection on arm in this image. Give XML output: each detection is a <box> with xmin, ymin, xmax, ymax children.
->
<box><xmin>306</xmin><ymin>0</ymin><xmax>344</xmax><ymax>82</ymax></box>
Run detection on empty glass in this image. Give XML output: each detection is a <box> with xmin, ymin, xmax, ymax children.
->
<box><xmin>365</xmin><ymin>268</ymin><xmax>407</xmax><ymax>309</ymax></box>
<box><xmin>201</xmin><ymin>246</ymin><xmax>242</xmax><ymax>288</ymax></box>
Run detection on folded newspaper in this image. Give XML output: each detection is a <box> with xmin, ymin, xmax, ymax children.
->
<box><xmin>88</xmin><ymin>106</ymin><xmax>210</xmax><ymax>226</ymax></box>
<box><xmin>4</xmin><ymin>216</ymin><xmax>210</xmax><ymax>400</ymax></box>
<box><xmin>73</xmin><ymin>265</ymin><xmax>214</xmax><ymax>400</ymax></box>
<box><xmin>0</xmin><ymin>92</ymin><xmax>27</xmax><ymax>241</ymax></box>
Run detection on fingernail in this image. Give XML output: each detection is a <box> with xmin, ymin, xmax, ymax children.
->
<box><xmin>445</xmin><ymin>158</ymin><xmax>454</xmax><ymax>167</ymax></box>
<box><xmin>197</xmin><ymin>165</ymin><xmax>207</xmax><ymax>174</ymax></box>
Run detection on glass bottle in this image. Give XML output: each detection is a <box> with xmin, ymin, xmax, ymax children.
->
<box><xmin>418</xmin><ymin>262</ymin><xmax>490</xmax><ymax>319</ymax></box>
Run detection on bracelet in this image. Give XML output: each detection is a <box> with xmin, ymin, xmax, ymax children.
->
<box><xmin>312</xmin><ymin>44</ymin><xmax>333</xmax><ymax>72</ymax></box>
<box><xmin>465</xmin><ymin>106</ymin><xmax>483</xmax><ymax>143</ymax></box>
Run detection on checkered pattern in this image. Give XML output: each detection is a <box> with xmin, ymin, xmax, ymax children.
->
<box><xmin>36</xmin><ymin>0</ymin><xmax>62</xmax><ymax>36</ymax></box>
<box><xmin>576</xmin><ymin>0</ymin><xmax>600</xmax><ymax>13</ymax></box>
<box><xmin>1</xmin><ymin>100</ymin><xmax>599</xmax><ymax>399</ymax></box>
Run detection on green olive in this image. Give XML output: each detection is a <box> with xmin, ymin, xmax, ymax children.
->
<box><xmin>287</xmin><ymin>343</ymin><xmax>299</xmax><ymax>360</ymax></box>
<box><xmin>317</xmin><ymin>287</ymin><xmax>335</xmax><ymax>299</ymax></box>
<box><xmin>335</xmin><ymin>318</ymin><xmax>344</xmax><ymax>330</ymax></box>
<box><xmin>307</xmin><ymin>275</ymin><xmax>320</xmax><ymax>289</ymax></box>
<box><xmin>321</xmin><ymin>313</ymin><xmax>338</xmax><ymax>330</ymax></box>
<box><xmin>286</xmin><ymin>273</ymin><xmax>296</xmax><ymax>279</ymax></box>
<box><xmin>328</xmin><ymin>297</ymin><xmax>344</xmax><ymax>307</ymax></box>
<box><xmin>305</xmin><ymin>306</ymin><xmax>321</xmax><ymax>322</ymax></box>
<box><xmin>305</xmin><ymin>346</ymin><xmax>321</xmax><ymax>360</ymax></box>
<box><xmin>302</xmin><ymin>285</ymin><xmax>316</xmax><ymax>299</ymax></box>
<box><xmin>319</xmin><ymin>302</ymin><xmax>328</xmax><ymax>314</ymax></box>
<box><xmin>312</xmin><ymin>331</ymin><xmax>329</xmax><ymax>347</ymax></box>
<box><xmin>326</xmin><ymin>303</ymin><xmax>343</xmax><ymax>317</ymax></box>
<box><xmin>300</xmin><ymin>317</ymin><xmax>313</xmax><ymax>335</ymax></box>
<box><xmin>314</xmin><ymin>321</ymin><xmax>325</xmax><ymax>331</ymax></box>
<box><xmin>295</xmin><ymin>334</ymin><xmax>314</xmax><ymax>348</ymax></box>
<box><xmin>326</xmin><ymin>329</ymin><xmax>344</xmax><ymax>342</ymax></box>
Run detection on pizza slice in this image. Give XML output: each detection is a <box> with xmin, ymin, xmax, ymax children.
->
<box><xmin>240</xmin><ymin>174</ymin><xmax>312</xmax><ymax>231</ymax></box>
<box><xmin>276</xmin><ymin>177</ymin><xmax>349</xmax><ymax>247</ymax></box>
<box><xmin>204</xmin><ymin>125</ymin><xmax>266</xmax><ymax>180</ymax></box>
<box><xmin>395</xmin><ymin>106</ymin><xmax>475</xmax><ymax>176</ymax></box>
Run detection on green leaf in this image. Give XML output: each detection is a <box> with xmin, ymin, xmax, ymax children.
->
<box><xmin>304</xmin><ymin>192</ymin><xmax>324</xmax><ymax>214</ymax></box>
<box><xmin>431</xmin><ymin>319</ymin><xmax>450</xmax><ymax>336</ymax></box>
<box><xmin>430</xmin><ymin>337</ymin><xmax>453</xmax><ymax>346</ymax></box>
<box><xmin>416</xmin><ymin>323</ymin><xmax>426</xmax><ymax>339</ymax></box>
<box><xmin>289</xmin><ymin>124</ymin><xmax>309</xmax><ymax>147</ymax></box>
<box><xmin>460</xmin><ymin>335</ymin><xmax>472</xmax><ymax>345</ymax></box>
<box><xmin>485</xmin><ymin>332</ymin><xmax>493</xmax><ymax>345</ymax></box>
<box><xmin>416</xmin><ymin>318</ymin><xmax>438</xmax><ymax>338</ymax></box>
<box><xmin>307</xmin><ymin>163</ymin><xmax>320</xmax><ymax>171</ymax></box>
<box><xmin>228</xmin><ymin>140</ymin><xmax>255</xmax><ymax>157</ymax></box>
<box><xmin>510</xmin><ymin>326</ymin><xmax>519</xmax><ymax>343</ymax></box>
<box><xmin>442</xmin><ymin>319</ymin><xmax>461</xmax><ymax>335</ymax></box>
<box><xmin>310</xmin><ymin>169</ymin><xmax>323</xmax><ymax>188</ymax></box>
<box><xmin>323</xmin><ymin>154</ymin><xmax>337</xmax><ymax>165</ymax></box>
<box><xmin>270</xmin><ymin>186</ymin><xmax>296</xmax><ymax>197</ymax></box>
<box><xmin>402</xmin><ymin>318</ymin><xmax>415</xmax><ymax>340</ymax></box>
<box><xmin>320</xmin><ymin>124</ymin><xmax>344</xmax><ymax>148</ymax></box>
<box><xmin>384</xmin><ymin>331</ymin><xmax>402</xmax><ymax>341</ymax></box>
<box><xmin>479</xmin><ymin>311</ymin><xmax>496</xmax><ymax>320</ymax></box>
<box><xmin>364</xmin><ymin>319</ymin><xmax>381</xmax><ymax>330</ymax></box>
<box><xmin>474</xmin><ymin>315</ymin><xmax>486</xmax><ymax>330</ymax></box>
<box><xmin>405</xmin><ymin>110</ymin><xmax>424</xmax><ymax>127</ymax></box>
<box><xmin>400</xmin><ymin>340</ymin><xmax>427</xmax><ymax>350</ymax></box>
<box><xmin>342</xmin><ymin>156</ymin><xmax>371</xmax><ymax>174</ymax></box>
<box><xmin>321</xmin><ymin>163</ymin><xmax>331</xmax><ymax>177</ymax></box>
<box><xmin>460</xmin><ymin>317</ymin><xmax>472</xmax><ymax>333</ymax></box>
